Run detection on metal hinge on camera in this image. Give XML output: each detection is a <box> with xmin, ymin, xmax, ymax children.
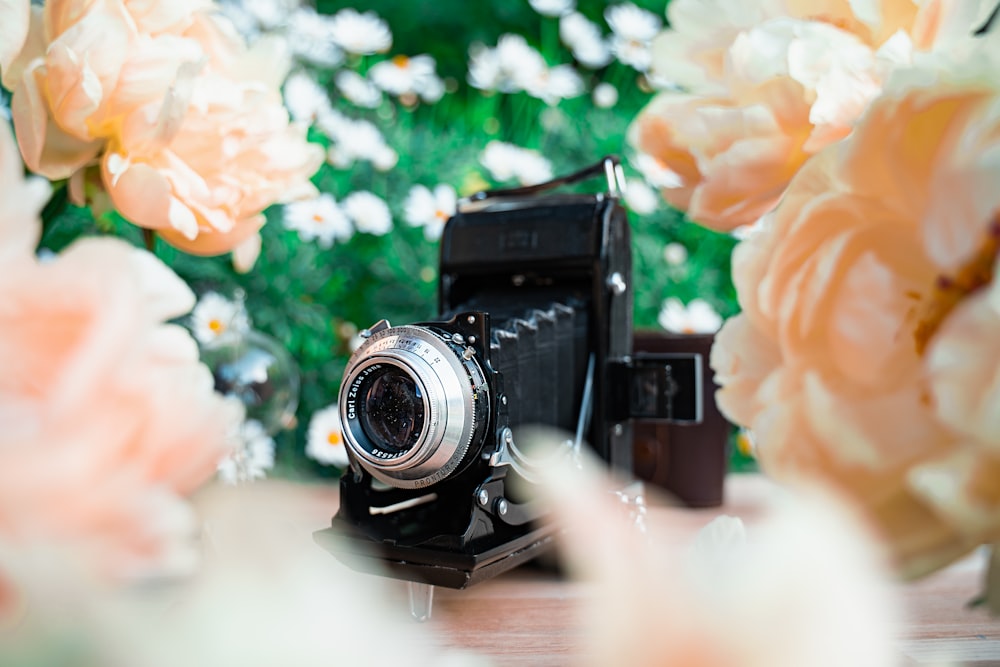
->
<box><xmin>607</xmin><ymin>353</ymin><xmax>703</xmax><ymax>424</ymax></box>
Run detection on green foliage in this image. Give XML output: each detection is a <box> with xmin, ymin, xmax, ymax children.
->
<box><xmin>34</xmin><ymin>0</ymin><xmax>751</xmax><ymax>477</ymax></box>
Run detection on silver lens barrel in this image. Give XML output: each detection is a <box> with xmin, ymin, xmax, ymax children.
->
<box><xmin>339</xmin><ymin>325</ymin><xmax>489</xmax><ymax>489</ymax></box>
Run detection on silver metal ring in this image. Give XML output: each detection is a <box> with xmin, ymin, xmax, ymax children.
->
<box><xmin>339</xmin><ymin>325</ymin><xmax>488</xmax><ymax>489</ymax></box>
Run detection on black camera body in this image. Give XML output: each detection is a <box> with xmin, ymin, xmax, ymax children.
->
<box><xmin>316</xmin><ymin>159</ymin><xmax>702</xmax><ymax>589</ymax></box>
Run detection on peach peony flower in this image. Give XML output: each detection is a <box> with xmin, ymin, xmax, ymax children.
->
<box><xmin>0</xmin><ymin>116</ymin><xmax>243</xmax><ymax>594</ymax></box>
<box><xmin>629</xmin><ymin>0</ymin><xmax>993</xmax><ymax>230</ymax></box>
<box><xmin>538</xmin><ymin>450</ymin><xmax>900</xmax><ymax>667</ymax></box>
<box><xmin>0</xmin><ymin>0</ymin><xmax>323</xmax><ymax>261</ymax></box>
<box><xmin>710</xmin><ymin>40</ymin><xmax>1000</xmax><ymax>577</ymax></box>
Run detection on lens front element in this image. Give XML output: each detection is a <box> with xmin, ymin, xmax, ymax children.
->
<box><xmin>339</xmin><ymin>325</ymin><xmax>490</xmax><ymax>489</ymax></box>
<box><xmin>361</xmin><ymin>368</ymin><xmax>425</xmax><ymax>455</ymax></box>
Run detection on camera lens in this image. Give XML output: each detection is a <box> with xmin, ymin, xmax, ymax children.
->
<box><xmin>340</xmin><ymin>324</ymin><xmax>490</xmax><ymax>489</ymax></box>
<box><xmin>361</xmin><ymin>369</ymin><xmax>425</xmax><ymax>454</ymax></box>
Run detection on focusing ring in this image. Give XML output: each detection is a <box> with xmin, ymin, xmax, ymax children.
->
<box><xmin>339</xmin><ymin>325</ymin><xmax>489</xmax><ymax>489</ymax></box>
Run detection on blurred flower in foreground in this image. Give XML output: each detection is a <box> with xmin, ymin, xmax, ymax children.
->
<box><xmin>190</xmin><ymin>291</ymin><xmax>251</xmax><ymax>345</ymax></box>
<box><xmin>307</xmin><ymin>404</ymin><xmax>349</xmax><ymax>467</ymax></box>
<box><xmin>628</xmin><ymin>0</ymin><xmax>994</xmax><ymax>231</ymax></box>
<box><xmin>658</xmin><ymin>297</ymin><xmax>722</xmax><ymax>334</ymax></box>
<box><xmin>0</xmin><ymin>117</ymin><xmax>242</xmax><ymax>592</ymax></box>
<box><xmin>0</xmin><ymin>484</ymin><xmax>485</xmax><ymax>666</ymax></box>
<box><xmin>0</xmin><ymin>0</ymin><xmax>324</xmax><ymax>262</ymax></box>
<box><xmin>710</xmin><ymin>39</ymin><xmax>1000</xmax><ymax>578</ymax></box>
<box><xmin>480</xmin><ymin>141</ymin><xmax>553</xmax><ymax>186</ymax></box>
<box><xmin>283</xmin><ymin>193</ymin><xmax>353</xmax><ymax>248</ymax></box>
<box><xmin>404</xmin><ymin>184</ymin><xmax>457</xmax><ymax>241</ymax></box>
<box><xmin>538</xmin><ymin>450</ymin><xmax>901</xmax><ymax>667</ymax></box>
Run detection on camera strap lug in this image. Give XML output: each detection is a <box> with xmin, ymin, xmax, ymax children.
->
<box><xmin>607</xmin><ymin>353</ymin><xmax>704</xmax><ymax>424</ymax></box>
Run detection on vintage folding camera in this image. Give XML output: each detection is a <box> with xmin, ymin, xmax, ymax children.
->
<box><xmin>315</xmin><ymin>157</ymin><xmax>704</xmax><ymax>595</ymax></box>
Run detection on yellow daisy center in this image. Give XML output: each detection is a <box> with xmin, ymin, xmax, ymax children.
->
<box><xmin>327</xmin><ymin>431</ymin><xmax>342</xmax><ymax>447</ymax></box>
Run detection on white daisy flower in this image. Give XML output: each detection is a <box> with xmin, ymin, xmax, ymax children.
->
<box><xmin>342</xmin><ymin>191</ymin><xmax>393</xmax><ymax>236</ymax></box>
<box><xmin>592</xmin><ymin>81</ymin><xmax>619</xmax><ymax>108</ymax></box>
<box><xmin>560</xmin><ymin>12</ymin><xmax>613</xmax><ymax>69</ymax></box>
<box><xmin>605</xmin><ymin>3</ymin><xmax>662</xmax><ymax>71</ymax></box>
<box><xmin>335</xmin><ymin>70</ymin><xmax>383</xmax><ymax>108</ymax></box>
<box><xmin>480</xmin><ymin>141</ymin><xmax>553</xmax><ymax>186</ymax></box>
<box><xmin>522</xmin><ymin>64</ymin><xmax>584</xmax><ymax>105</ymax></box>
<box><xmin>498</xmin><ymin>34</ymin><xmax>548</xmax><ymax>92</ymax></box>
<box><xmin>658</xmin><ymin>297</ymin><xmax>722</xmax><ymax>334</ymax></box>
<box><xmin>283</xmin><ymin>70</ymin><xmax>331</xmax><ymax>123</ymax></box>
<box><xmin>662</xmin><ymin>242</ymin><xmax>688</xmax><ymax>266</ymax></box>
<box><xmin>323</xmin><ymin>117</ymin><xmax>399</xmax><ymax>171</ymax></box>
<box><xmin>329</xmin><ymin>8</ymin><xmax>392</xmax><ymax>55</ymax></box>
<box><xmin>287</xmin><ymin>7</ymin><xmax>344</xmax><ymax>68</ymax></box>
<box><xmin>529</xmin><ymin>0</ymin><xmax>575</xmax><ymax>17</ymax></box>
<box><xmin>468</xmin><ymin>43</ymin><xmax>503</xmax><ymax>90</ymax></box>
<box><xmin>282</xmin><ymin>193</ymin><xmax>353</xmax><ymax>248</ymax></box>
<box><xmin>632</xmin><ymin>152</ymin><xmax>684</xmax><ymax>189</ymax></box>
<box><xmin>624</xmin><ymin>178</ymin><xmax>658</xmax><ymax>214</ymax></box>
<box><xmin>403</xmin><ymin>184</ymin><xmax>457</xmax><ymax>241</ymax></box>
<box><xmin>191</xmin><ymin>292</ymin><xmax>251</xmax><ymax>344</ymax></box>
<box><xmin>314</xmin><ymin>107</ymin><xmax>351</xmax><ymax>139</ymax></box>
<box><xmin>217</xmin><ymin>419</ymin><xmax>276</xmax><ymax>485</ymax></box>
<box><xmin>369</xmin><ymin>54</ymin><xmax>445</xmax><ymax>103</ymax></box>
<box><xmin>307</xmin><ymin>404</ymin><xmax>350</xmax><ymax>467</ymax></box>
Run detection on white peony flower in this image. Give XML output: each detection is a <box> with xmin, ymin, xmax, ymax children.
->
<box><xmin>658</xmin><ymin>297</ymin><xmax>723</xmax><ymax>334</ymax></box>
<box><xmin>217</xmin><ymin>420</ymin><xmax>276</xmax><ymax>485</ymax></box>
<box><xmin>307</xmin><ymin>404</ymin><xmax>350</xmax><ymax>467</ymax></box>
<box><xmin>369</xmin><ymin>54</ymin><xmax>445</xmax><ymax>103</ymax></box>
<box><xmin>342</xmin><ymin>191</ymin><xmax>393</xmax><ymax>236</ymax></box>
<box><xmin>560</xmin><ymin>12</ymin><xmax>613</xmax><ymax>68</ymax></box>
<box><xmin>191</xmin><ymin>292</ymin><xmax>251</xmax><ymax>344</ymax></box>
<box><xmin>529</xmin><ymin>0</ymin><xmax>575</xmax><ymax>17</ymax></box>
<box><xmin>335</xmin><ymin>70</ymin><xmax>383</xmax><ymax>109</ymax></box>
<box><xmin>329</xmin><ymin>8</ymin><xmax>392</xmax><ymax>55</ymax></box>
<box><xmin>282</xmin><ymin>193</ymin><xmax>353</xmax><ymax>248</ymax></box>
<box><xmin>480</xmin><ymin>141</ymin><xmax>553</xmax><ymax>185</ymax></box>
<box><xmin>403</xmin><ymin>184</ymin><xmax>457</xmax><ymax>241</ymax></box>
<box><xmin>605</xmin><ymin>2</ymin><xmax>662</xmax><ymax>71</ymax></box>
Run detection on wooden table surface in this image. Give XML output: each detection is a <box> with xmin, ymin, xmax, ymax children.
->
<box><xmin>300</xmin><ymin>474</ymin><xmax>999</xmax><ymax>666</ymax></box>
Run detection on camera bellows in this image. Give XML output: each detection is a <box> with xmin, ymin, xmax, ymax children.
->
<box><xmin>489</xmin><ymin>301</ymin><xmax>585</xmax><ymax>434</ymax></box>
